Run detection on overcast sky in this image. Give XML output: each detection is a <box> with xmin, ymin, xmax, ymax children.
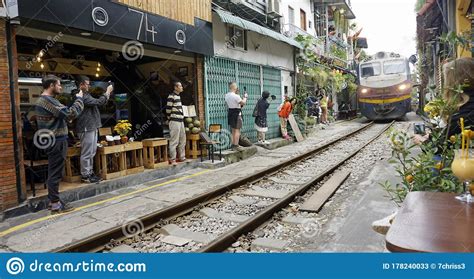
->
<box><xmin>350</xmin><ymin>0</ymin><xmax>417</xmax><ymax>58</ymax></box>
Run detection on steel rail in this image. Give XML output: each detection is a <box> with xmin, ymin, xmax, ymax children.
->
<box><xmin>56</xmin><ymin>121</ymin><xmax>375</xmax><ymax>252</ymax></box>
<box><xmin>199</xmin><ymin>121</ymin><xmax>394</xmax><ymax>252</ymax></box>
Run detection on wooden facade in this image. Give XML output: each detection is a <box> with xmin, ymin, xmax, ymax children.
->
<box><xmin>117</xmin><ymin>0</ymin><xmax>212</xmax><ymax>25</ymax></box>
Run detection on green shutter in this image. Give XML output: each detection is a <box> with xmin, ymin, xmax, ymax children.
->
<box><xmin>204</xmin><ymin>56</ymin><xmax>282</xmax><ymax>149</ymax></box>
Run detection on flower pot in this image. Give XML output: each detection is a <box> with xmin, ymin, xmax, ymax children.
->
<box><xmin>120</xmin><ymin>136</ymin><xmax>128</xmax><ymax>144</ymax></box>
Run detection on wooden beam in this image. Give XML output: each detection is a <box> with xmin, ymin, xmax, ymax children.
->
<box><xmin>299</xmin><ymin>171</ymin><xmax>351</xmax><ymax>212</ymax></box>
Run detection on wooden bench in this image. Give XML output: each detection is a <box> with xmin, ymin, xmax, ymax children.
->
<box><xmin>143</xmin><ymin>138</ymin><xmax>169</xmax><ymax>169</ymax></box>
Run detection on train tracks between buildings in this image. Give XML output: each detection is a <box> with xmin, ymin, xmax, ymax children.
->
<box><xmin>57</xmin><ymin>121</ymin><xmax>394</xmax><ymax>253</ymax></box>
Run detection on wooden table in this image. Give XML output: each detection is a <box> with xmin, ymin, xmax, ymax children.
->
<box><xmin>185</xmin><ymin>133</ymin><xmax>202</xmax><ymax>159</ymax></box>
<box><xmin>143</xmin><ymin>138</ymin><xmax>168</xmax><ymax>169</ymax></box>
<box><xmin>64</xmin><ymin>146</ymin><xmax>81</xmax><ymax>183</ymax></box>
<box><xmin>95</xmin><ymin>144</ymin><xmax>126</xmax><ymax>180</ymax></box>
<box><xmin>123</xmin><ymin>141</ymin><xmax>144</xmax><ymax>175</ymax></box>
<box><xmin>386</xmin><ymin>192</ymin><xmax>474</xmax><ymax>252</ymax></box>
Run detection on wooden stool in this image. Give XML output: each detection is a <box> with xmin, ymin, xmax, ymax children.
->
<box><xmin>123</xmin><ymin>141</ymin><xmax>145</xmax><ymax>175</ymax></box>
<box><xmin>95</xmin><ymin>144</ymin><xmax>126</xmax><ymax>180</ymax></box>
<box><xmin>143</xmin><ymin>138</ymin><xmax>169</xmax><ymax>169</ymax></box>
<box><xmin>64</xmin><ymin>146</ymin><xmax>81</xmax><ymax>183</ymax></box>
<box><xmin>185</xmin><ymin>133</ymin><xmax>201</xmax><ymax>159</ymax></box>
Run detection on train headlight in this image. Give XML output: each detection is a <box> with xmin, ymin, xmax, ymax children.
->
<box><xmin>398</xmin><ymin>84</ymin><xmax>408</xmax><ymax>91</ymax></box>
<box><xmin>361</xmin><ymin>88</ymin><xmax>369</xmax><ymax>94</ymax></box>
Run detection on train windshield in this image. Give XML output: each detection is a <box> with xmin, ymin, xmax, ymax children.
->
<box><xmin>383</xmin><ymin>60</ymin><xmax>406</xmax><ymax>75</ymax></box>
<box><xmin>360</xmin><ymin>62</ymin><xmax>381</xmax><ymax>77</ymax></box>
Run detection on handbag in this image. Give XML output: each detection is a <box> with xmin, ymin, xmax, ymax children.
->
<box><xmin>252</xmin><ymin>99</ymin><xmax>260</xmax><ymax>117</ymax></box>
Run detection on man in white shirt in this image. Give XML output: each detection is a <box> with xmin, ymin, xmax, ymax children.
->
<box><xmin>225</xmin><ymin>81</ymin><xmax>247</xmax><ymax>151</ymax></box>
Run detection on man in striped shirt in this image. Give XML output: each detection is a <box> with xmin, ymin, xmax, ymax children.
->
<box><xmin>166</xmin><ymin>81</ymin><xmax>186</xmax><ymax>166</ymax></box>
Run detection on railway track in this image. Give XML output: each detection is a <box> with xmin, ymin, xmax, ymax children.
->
<box><xmin>57</xmin><ymin>121</ymin><xmax>394</xmax><ymax>253</ymax></box>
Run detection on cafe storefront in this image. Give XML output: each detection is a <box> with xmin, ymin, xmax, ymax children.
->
<box><xmin>0</xmin><ymin>0</ymin><xmax>213</xmax><ymax>210</ymax></box>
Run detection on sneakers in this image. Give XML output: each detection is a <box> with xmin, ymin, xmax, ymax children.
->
<box><xmin>50</xmin><ymin>201</ymin><xmax>74</xmax><ymax>214</ymax></box>
<box><xmin>262</xmin><ymin>140</ymin><xmax>270</xmax><ymax>144</ymax></box>
<box><xmin>170</xmin><ymin>160</ymin><xmax>178</xmax><ymax>166</ymax></box>
<box><xmin>81</xmin><ymin>174</ymin><xmax>101</xmax><ymax>183</ymax></box>
<box><xmin>231</xmin><ymin>145</ymin><xmax>244</xmax><ymax>151</ymax></box>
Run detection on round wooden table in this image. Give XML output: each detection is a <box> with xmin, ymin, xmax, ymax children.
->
<box><xmin>386</xmin><ymin>192</ymin><xmax>474</xmax><ymax>252</ymax></box>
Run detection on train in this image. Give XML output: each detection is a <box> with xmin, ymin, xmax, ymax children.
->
<box><xmin>357</xmin><ymin>52</ymin><xmax>413</xmax><ymax>120</ymax></box>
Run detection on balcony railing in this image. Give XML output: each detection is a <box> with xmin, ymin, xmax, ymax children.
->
<box><xmin>282</xmin><ymin>23</ymin><xmax>325</xmax><ymax>55</ymax></box>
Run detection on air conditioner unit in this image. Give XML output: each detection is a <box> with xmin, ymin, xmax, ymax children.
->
<box><xmin>267</xmin><ymin>0</ymin><xmax>282</xmax><ymax>17</ymax></box>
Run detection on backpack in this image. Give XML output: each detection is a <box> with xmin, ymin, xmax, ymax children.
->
<box><xmin>252</xmin><ymin>104</ymin><xmax>258</xmax><ymax>117</ymax></box>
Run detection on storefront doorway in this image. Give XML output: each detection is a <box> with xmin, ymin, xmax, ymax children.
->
<box><xmin>16</xmin><ymin>34</ymin><xmax>198</xmax><ymax>199</ymax></box>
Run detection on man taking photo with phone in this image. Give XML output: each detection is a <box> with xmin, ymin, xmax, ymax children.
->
<box><xmin>76</xmin><ymin>76</ymin><xmax>113</xmax><ymax>183</ymax></box>
<box><xmin>35</xmin><ymin>75</ymin><xmax>84</xmax><ymax>213</ymax></box>
<box><xmin>225</xmin><ymin>81</ymin><xmax>247</xmax><ymax>151</ymax></box>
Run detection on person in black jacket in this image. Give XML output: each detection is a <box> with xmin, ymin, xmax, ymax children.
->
<box><xmin>76</xmin><ymin>76</ymin><xmax>113</xmax><ymax>183</ymax></box>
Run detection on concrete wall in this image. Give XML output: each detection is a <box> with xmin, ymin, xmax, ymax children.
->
<box><xmin>281</xmin><ymin>70</ymin><xmax>294</xmax><ymax>98</ymax></box>
<box><xmin>455</xmin><ymin>0</ymin><xmax>472</xmax><ymax>58</ymax></box>
<box><xmin>280</xmin><ymin>0</ymin><xmax>317</xmax><ymax>37</ymax></box>
<box><xmin>212</xmin><ymin>13</ymin><xmax>295</xmax><ymax>72</ymax></box>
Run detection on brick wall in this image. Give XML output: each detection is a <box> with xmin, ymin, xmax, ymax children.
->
<box><xmin>195</xmin><ymin>56</ymin><xmax>206</xmax><ymax>127</ymax></box>
<box><xmin>0</xmin><ymin>19</ymin><xmax>25</xmax><ymax>211</ymax></box>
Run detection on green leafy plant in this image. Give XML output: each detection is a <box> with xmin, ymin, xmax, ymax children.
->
<box><xmin>382</xmin><ymin>127</ymin><xmax>462</xmax><ymax>206</ymax></box>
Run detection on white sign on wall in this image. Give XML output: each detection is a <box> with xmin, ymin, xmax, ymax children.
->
<box><xmin>0</xmin><ymin>0</ymin><xmax>18</xmax><ymax>18</ymax></box>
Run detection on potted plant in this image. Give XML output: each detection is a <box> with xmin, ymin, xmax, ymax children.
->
<box><xmin>114</xmin><ymin>120</ymin><xmax>132</xmax><ymax>144</ymax></box>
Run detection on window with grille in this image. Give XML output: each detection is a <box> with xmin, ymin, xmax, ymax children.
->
<box><xmin>227</xmin><ymin>25</ymin><xmax>247</xmax><ymax>51</ymax></box>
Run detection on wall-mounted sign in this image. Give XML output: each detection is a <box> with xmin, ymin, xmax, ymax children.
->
<box><xmin>18</xmin><ymin>0</ymin><xmax>214</xmax><ymax>56</ymax></box>
<box><xmin>176</xmin><ymin>30</ymin><xmax>186</xmax><ymax>45</ymax></box>
<box><xmin>91</xmin><ymin>7</ymin><xmax>109</xmax><ymax>27</ymax></box>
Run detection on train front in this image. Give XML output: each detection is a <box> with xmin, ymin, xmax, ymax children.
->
<box><xmin>357</xmin><ymin>57</ymin><xmax>412</xmax><ymax>120</ymax></box>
